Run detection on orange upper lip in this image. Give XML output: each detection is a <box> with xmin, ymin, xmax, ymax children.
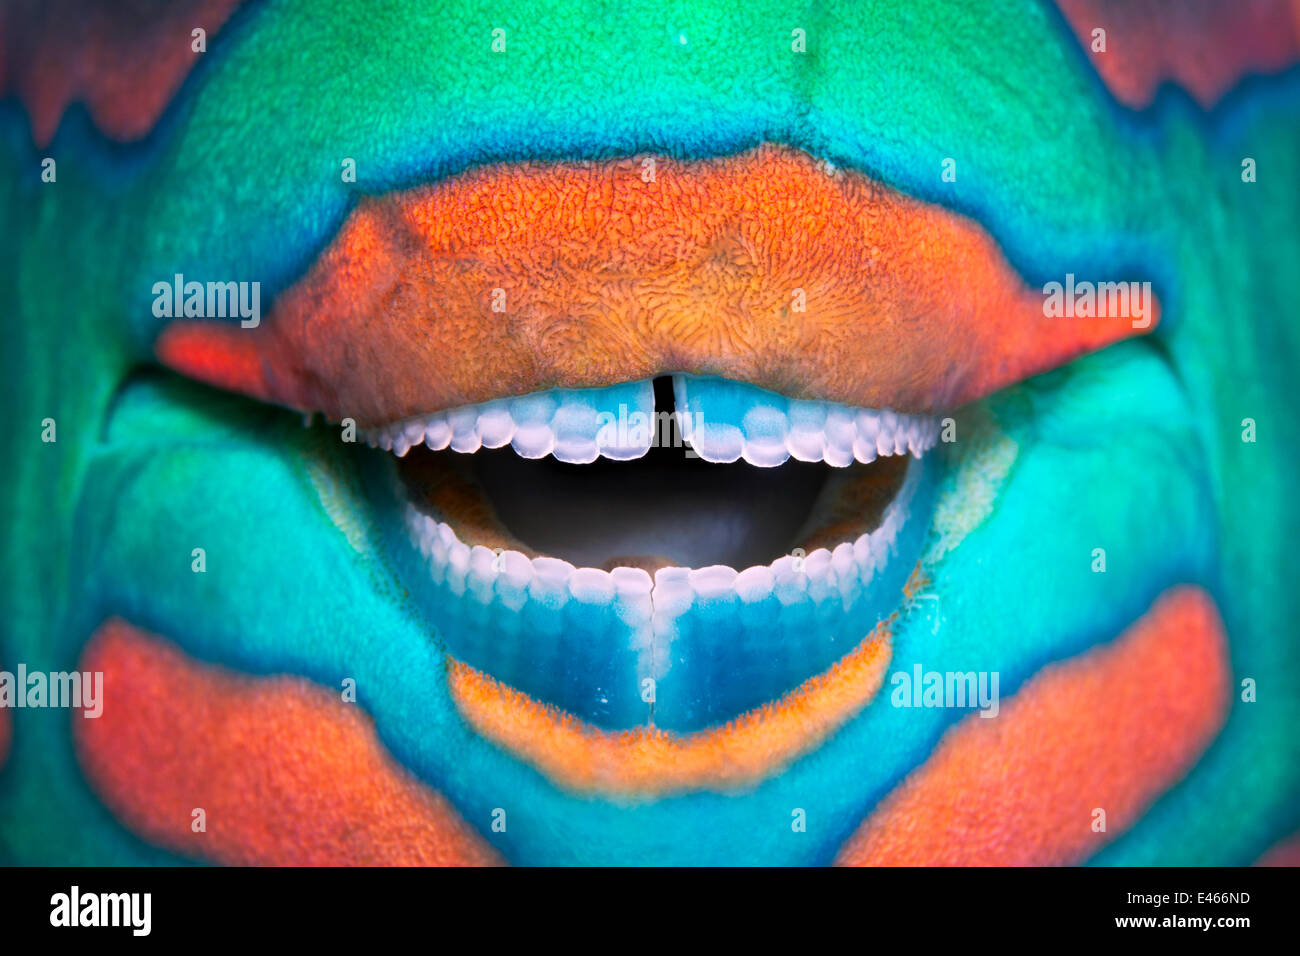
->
<box><xmin>157</xmin><ymin>143</ymin><xmax>1157</xmax><ymax>427</ymax></box>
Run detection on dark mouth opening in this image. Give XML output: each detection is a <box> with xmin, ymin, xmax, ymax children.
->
<box><xmin>396</xmin><ymin>377</ymin><xmax>911</xmax><ymax>571</ymax></box>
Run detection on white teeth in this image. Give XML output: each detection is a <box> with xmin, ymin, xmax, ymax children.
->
<box><xmin>803</xmin><ymin>548</ymin><xmax>832</xmax><ymax>577</ymax></box>
<box><xmin>734</xmin><ymin>565</ymin><xmax>775</xmax><ymax>602</ymax></box>
<box><xmin>832</xmin><ymin>542</ymin><xmax>858</xmax><ymax>606</ymax></box>
<box><xmin>551</xmin><ymin>400</ymin><xmax>601</xmax><ymax>464</ymax></box>
<box><xmin>496</xmin><ymin>550</ymin><xmax>532</xmax><ymax>611</ymax></box>
<box><xmin>403</xmin><ymin>420</ymin><xmax>427</xmax><ymax>446</ymax></box>
<box><xmin>610</xmin><ymin>567</ymin><xmax>654</xmax><ymax>628</ymax></box>
<box><xmin>531</xmin><ymin>556</ymin><xmax>576</xmax><ymax>607</ymax></box>
<box><xmin>739</xmin><ymin>405</ymin><xmax>790</xmax><ymax>467</ymax></box>
<box><xmin>822</xmin><ymin>406</ymin><xmax>856</xmax><ymax>467</ymax></box>
<box><xmin>785</xmin><ymin>400</ymin><xmax>827</xmax><ymax>462</ymax></box>
<box><xmin>651</xmin><ymin>567</ymin><xmax>694</xmax><ymax>618</ymax></box>
<box><xmin>364</xmin><ymin>376</ymin><xmax>939</xmax><ymax>467</ymax></box>
<box><xmin>424</xmin><ymin>416</ymin><xmax>451</xmax><ymax>450</ymax></box>
<box><xmin>362</xmin><ymin>380</ymin><xmax>655</xmax><ymax>465</ymax></box>
<box><xmin>447</xmin><ymin>406</ymin><xmax>481</xmax><ymax>454</ymax></box>
<box><xmin>510</xmin><ymin>422</ymin><xmax>556</xmax><ymax>459</ymax></box>
<box><xmin>908</xmin><ymin>422</ymin><xmax>928</xmax><ymax>457</ymax></box>
<box><xmin>687</xmin><ymin>564</ymin><xmax>739</xmax><ymax>599</ymax></box>
<box><xmin>875</xmin><ymin>430</ymin><xmax>893</xmax><ymax>458</ymax></box>
<box><xmin>476</xmin><ymin>400</ymin><xmax>515</xmax><ymax>449</ymax></box>
<box><xmin>672</xmin><ymin>376</ymin><xmax>939</xmax><ymax>468</ymax></box>
<box><xmin>688</xmin><ymin>419</ymin><xmax>744</xmax><ymax>464</ymax></box>
<box><xmin>852</xmin><ymin>410</ymin><xmax>879</xmax><ymax>464</ymax></box>
<box><xmin>570</xmin><ymin>567</ymin><xmax>615</xmax><ymax>604</ymax></box>
<box><xmin>404</xmin><ymin>456</ymin><xmax>921</xmax><ymax>636</ymax></box>
<box><xmin>446</xmin><ymin>538</ymin><xmax>471</xmax><ymax>597</ymax></box>
<box><xmin>771</xmin><ymin>554</ymin><xmax>809</xmax><ymax>605</ymax></box>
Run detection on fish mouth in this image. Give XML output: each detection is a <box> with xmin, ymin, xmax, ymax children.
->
<box><xmin>156</xmin><ymin>141</ymin><xmax>1156</xmax><ymax>733</ymax></box>
<box><xmin>366</xmin><ymin>370</ymin><xmax>936</xmax><ymax>731</ymax></box>
<box><xmin>387</xmin><ymin>372</ymin><xmax>923</xmax><ymax>572</ymax></box>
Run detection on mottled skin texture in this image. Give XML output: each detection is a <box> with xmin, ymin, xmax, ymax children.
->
<box><xmin>1</xmin><ymin>0</ymin><xmax>1298</xmax><ymax>865</ymax></box>
<box><xmin>157</xmin><ymin>145</ymin><xmax>1151</xmax><ymax>424</ymax></box>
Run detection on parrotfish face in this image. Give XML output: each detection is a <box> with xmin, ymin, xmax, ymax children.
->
<box><xmin>1</xmin><ymin>0</ymin><xmax>1298</xmax><ymax>866</ymax></box>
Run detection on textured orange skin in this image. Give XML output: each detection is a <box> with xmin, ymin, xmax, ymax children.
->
<box><xmin>0</xmin><ymin>0</ymin><xmax>247</xmax><ymax>146</ymax></box>
<box><xmin>449</xmin><ymin>619</ymin><xmax>892</xmax><ymax>799</ymax></box>
<box><xmin>1056</xmin><ymin>0</ymin><xmax>1300</xmax><ymax>108</ymax></box>
<box><xmin>158</xmin><ymin>144</ymin><xmax>1157</xmax><ymax>427</ymax></box>
<box><xmin>836</xmin><ymin>586</ymin><xmax>1230</xmax><ymax>866</ymax></box>
<box><xmin>73</xmin><ymin>618</ymin><xmax>501</xmax><ymax>866</ymax></box>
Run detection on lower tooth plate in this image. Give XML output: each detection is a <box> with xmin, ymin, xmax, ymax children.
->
<box><xmin>382</xmin><ymin>453</ymin><xmax>935</xmax><ymax>732</ymax></box>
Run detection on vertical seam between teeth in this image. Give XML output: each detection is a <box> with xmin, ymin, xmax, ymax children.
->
<box><xmin>400</xmin><ymin>452</ymin><xmax>923</xmax><ymax>726</ymax></box>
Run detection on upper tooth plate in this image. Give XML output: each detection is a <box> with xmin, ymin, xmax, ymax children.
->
<box><xmin>673</xmin><ymin>375</ymin><xmax>938</xmax><ymax>467</ymax></box>
<box><xmin>364</xmin><ymin>379</ymin><xmax>656</xmax><ymax>464</ymax></box>
<box><xmin>364</xmin><ymin>376</ymin><xmax>939</xmax><ymax>467</ymax></box>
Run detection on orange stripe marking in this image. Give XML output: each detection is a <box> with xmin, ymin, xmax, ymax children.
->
<box><xmin>835</xmin><ymin>585</ymin><xmax>1230</xmax><ymax>865</ymax></box>
<box><xmin>449</xmin><ymin>619</ymin><xmax>892</xmax><ymax>798</ymax></box>
<box><xmin>74</xmin><ymin>618</ymin><xmax>501</xmax><ymax>866</ymax></box>
<box><xmin>0</xmin><ymin>0</ymin><xmax>248</xmax><ymax>145</ymax></box>
<box><xmin>1056</xmin><ymin>0</ymin><xmax>1300</xmax><ymax>108</ymax></box>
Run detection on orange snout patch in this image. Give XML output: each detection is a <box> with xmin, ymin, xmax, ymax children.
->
<box><xmin>159</xmin><ymin>144</ymin><xmax>1158</xmax><ymax>426</ymax></box>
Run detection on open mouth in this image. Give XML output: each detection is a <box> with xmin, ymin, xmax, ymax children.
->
<box><xmin>359</xmin><ymin>370</ymin><xmax>938</xmax><ymax>731</ymax></box>
<box><xmin>380</xmin><ymin>373</ymin><xmax>931</xmax><ymax>570</ymax></box>
<box><xmin>156</xmin><ymin>142</ymin><xmax>1155</xmax><ymax>733</ymax></box>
